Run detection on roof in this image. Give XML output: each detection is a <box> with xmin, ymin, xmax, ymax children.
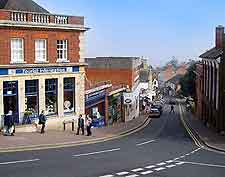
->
<box><xmin>199</xmin><ymin>47</ymin><xmax>223</xmax><ymax>59</ymax></box>
<box><xmin>0</xmin><ymin>0</ymin><xmax>50</xmax><ymax>13</ymax></box>
<box><xmin>166</xmin><ymin>74</ymin><xmax>183</xmax><ymax>84</ymax></box>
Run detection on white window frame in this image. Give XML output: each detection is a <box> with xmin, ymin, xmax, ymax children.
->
<box><xmin>35</xmin><ymin>39</ymin><xmax>47</xmax><ymax>63</ymax></box>
<box><xmin>57</xmin><ymin>40</ymin><xmax>68</xmax><ymax>62</ymax></box>
<box><xmin>11</xmin><ymin>38</ymin><xmax>24</xmax><ymax>63</ymax></box>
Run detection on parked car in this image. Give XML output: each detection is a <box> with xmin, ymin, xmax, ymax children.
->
<box><xmin>148</xmin><ymin>108</ymin><xmax>161</xmax><ymax>118</ymax></box>
<box><xmin>151</xmin><ymin>104</ymin><xmax>163</xmax><ymax>115</ymax></box>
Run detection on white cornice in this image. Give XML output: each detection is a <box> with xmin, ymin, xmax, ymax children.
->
<box><xmin>0</xmin><ymin>20</ymin><xmax>89</xmax><ymax>31</ymax></box>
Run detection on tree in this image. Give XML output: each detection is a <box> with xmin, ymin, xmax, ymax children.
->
<box><xmin>179</xmin><ymin>63</ymin><xmax>196</xmax><ymax>98</ymax></box>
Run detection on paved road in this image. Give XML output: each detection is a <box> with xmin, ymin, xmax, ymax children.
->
<box><xmin>0</xmin><ymin>102</ymin><xmax>225</xmax><ymax>177</ymax></box>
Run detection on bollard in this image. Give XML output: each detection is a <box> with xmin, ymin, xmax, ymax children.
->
<box><xmin>63</xmin><ymin>122</ymin><xmax>66</xmax><ymax>131</ymax></box>
<box><xmin>72</xmin><ymin>122</ymin><xmax>74</xmax><ymax>131</ymax></box>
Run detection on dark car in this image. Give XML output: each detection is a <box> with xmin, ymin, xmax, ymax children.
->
<box><xmin>148</xmin><ymin>108</ymin><xmax>161</xmax><ymax>118</ymax></box>
<box><xmin>151</xmin><ymin>104</ymin><xmax>163</xmax><ymax>115</ymax></box>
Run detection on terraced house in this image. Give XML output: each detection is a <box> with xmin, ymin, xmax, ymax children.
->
<box><xmin>199</xmin><ymin>25</ymin><xmax>225</xmax><ymax>133</ymax></box>
<box><xmin>0</xmin><ymin>0</ymin><xmax>88</xmax><ymax>130</ymax></box>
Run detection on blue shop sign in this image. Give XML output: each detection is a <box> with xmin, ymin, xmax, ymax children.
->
<box><xmin>0</xmin><ymin>66</ymin><xmax>79</xmax><ymax>75</ymax></box>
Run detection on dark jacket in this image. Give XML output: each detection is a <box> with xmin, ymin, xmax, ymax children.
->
<box><xmin>39</xmin><ymin>114</ymin><xmax>46</xmax><ymax>124</ymax></box>
<box><xmin>4</xmin><ymin>115</ymin><xmax>14</xmax><ymax>127</ymax></box>
<box><xmin>78</xmin><ymin>117</ymin><xmax>84</xmax><ymax>127</ymax></box>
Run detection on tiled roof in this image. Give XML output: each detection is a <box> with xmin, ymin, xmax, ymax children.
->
<box><xmin>199</xmin><ymin>47</ymin><xmax>223</xmax><ymax>59</ymax></box>
<box><xmin>0</xmin><ymin>0</ymin><xmax>49</xmax><ymax>13</ymax></box>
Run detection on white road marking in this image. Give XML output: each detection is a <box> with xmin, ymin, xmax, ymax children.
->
<box><xmin>166</xmin><ymin>164</ymin><xmax>176</xmax><ymax>168</ymax></box>
<box><xmin>141</xmin><ymin>170</ymin><xmax>153</xmax><ymax>175</ymax></box>
<box><xmin>157</xmin><ymin>162</ymin><xmax>166</xmax><ymax>166</ymax></box>
<box><xmin>176</xmin><ymin>161</ymin><xmax>225</xmax><ymax>168</ymax></box>
<box><xmin>73</xmin><ymin>148</ymin><xmax>120</xmax><ymax>157</ymax></box>
<box><xmin>125</xmin><ymin>175</ymin><xmax>139</xmax><ymax>177</ymax></box>
<box><xmin>174</xmin><ymin>158</ymin><xmax>180</xmax><ymax>160</ymax></box>
<box><xmin>99</xmin><ymin>175</ymin><xmax>114</xmax><ymax>177</ymax></box>
<box><xmin>186</xmin><ymin>153</ymin><xmax>190</xmax><ymax>156</ymax></box>
<box><xmin>136</xmin><ymin>140</ymin><xmax>155</xmax><ymax>146</ymax></box>
<box><xmin>180</xmin><ymin>155</ymin><xmax>185</xmax><ymax>158</ymax></box>
<box><xmin>0</xmin><ymin>159</ymin><xmax>40</xmax><ymax>165</ymax></box>
<box><xmin>154</xmin><ymin>167</ymin><xmax>166</xmax><ymax>171</ymax></box>
<box><xmin>131</xmin><ymin>168</ymin><xmax>144</xmax><ymax>172</ymax></box>
<box><xmin>176</xmin><ymin>162</ymin><xmax>185</xmax><ymax>165</ymax></box>
<box><xmin>166</xmin><ymin>160</ymin><xmax>174</xmax><ymax>163</ymax></box>
<box><xmin>116</xmin><ymin>172</ymin><xmax>129</xmax><ymax>175</ymax></box>
<box><xmin>145</xmin><ymin>165</ymin><xmax>156</xmax><ymax>169</ymax></box>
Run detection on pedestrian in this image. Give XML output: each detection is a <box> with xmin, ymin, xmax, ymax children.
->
<box><xmin>170</xmin><ymin>105</ymin><xmax>175</xmax><ymax>114</ymax></box>
<box><xmin>38</xmin><ymin>110</ymin><xmax>47</xmax><ymax>134</ymax></box>
<box><xmin>86</xmin><ymin>115</ymin><xmax>92</xmax><ymax>136</ymax></box>
<box><xmin>3</xmin><ymin>110</ymin><xmax>14</xmax><ymax>136</ymax></box>
<box><xmin>76</xmin><ymin>114</ymin><xmax>84</xmax><ymax>135</ymax></box>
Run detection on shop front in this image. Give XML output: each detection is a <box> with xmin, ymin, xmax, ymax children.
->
<box><xmin>0</xmin><ymin>65</ymin><xmax>85</xmax><ymax>129</ymax></box>
<box><xmin>108</xmin><ymin>92</ymin><xmax>123</xmax><ymax>124</ymax></box>
<box><xmin>85</xmin><ymin>89</ymin><xmax>106</xmax><ymax>128</ymax></box>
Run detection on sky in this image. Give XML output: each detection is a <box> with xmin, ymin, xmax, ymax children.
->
<box><xmin>35</xmin><ymin>0</ymin><xmax>225</xmax><ymax>67</ymax></box>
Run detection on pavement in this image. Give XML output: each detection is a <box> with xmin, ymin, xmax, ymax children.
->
<box><xmin>0</xmin><ymin>100</ymin><xmax>225</xmax><ymax>177</ymax></box>
<box><xmin>180</xmin><ymin>101</ymin><xmax>225</xmax><ymax>152</ymax></box>
<box><xmin>0</xmin><ymin>114</ymin><xmax>150</xmax><ymax>152</ymax></box>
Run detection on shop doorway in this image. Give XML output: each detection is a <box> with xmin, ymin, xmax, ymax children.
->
<box><xmin>3</xmin><ymin>81</ymin><xmax>18</xmax><ymax>122</ymax></box>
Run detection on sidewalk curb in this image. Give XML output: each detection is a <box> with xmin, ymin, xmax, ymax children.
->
<box><xmin>179</xmin><ymin>103</ymin><xmax>225</xmax><ymax>154</ymax></box>
<box><xmin>0</xmin><ymin>117</ymin><xmax>151</xmax><ymax>153</ymax></box>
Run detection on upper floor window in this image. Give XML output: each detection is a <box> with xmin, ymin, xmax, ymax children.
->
<box><xmin>11</xmin><ymin>38</ymin><xmax>24</xmax><ymax>63</ymax></box>
<box><xmin>35</xmin><ymin>39</ymin><xmax>47</xmax><ymax>62</ymax></box>
<box><xmin>57</xmin><ymin>40</ymin><xmax>68</xmax><ymax>62</ymax></box>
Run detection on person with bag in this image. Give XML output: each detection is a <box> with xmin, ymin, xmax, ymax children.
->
<box><xmin>38</xmin><ymin>110</ymin><xmax>47</xmax><ymax>134</ymax></box>
<box><xmin>86</xmin><ymin>115</ymin><xmax>92</xmax><ymax>136</ymax></box>
<box><xmin>3</xmin><ymin>110</ymin><xmax>15</xmax><ymax>136</ymax></box>
<box><xmin>76</xmin><ymin>114</ymin><xmax>84</xmax><ymax>135</ymax></box>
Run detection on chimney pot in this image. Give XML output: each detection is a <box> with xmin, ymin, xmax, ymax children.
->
<box><xmin>216</xmin><ymin>25</ymin><xmax>224</xmax><ymax>48</ymax></box>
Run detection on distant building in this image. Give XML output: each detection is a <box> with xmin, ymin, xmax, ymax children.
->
<box><xmin>85</xmin><ymin>57</ymin><xmax>142</xmax><ymax>122</ymax></box>
<box><xmin>199</xmin><ymin>25</ymin><xmax>225</xmax><ymax>133</ymax></box>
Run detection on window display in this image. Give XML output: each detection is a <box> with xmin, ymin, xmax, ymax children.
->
<box><xmin>64</xmin><ymin>78</ymin><xmax>75</xmax><ymax>113</ymax></box>
<box><xmin>45</xmin><ymin>79</ymin><xmax>58</xmax><ymax>115</ymax></box>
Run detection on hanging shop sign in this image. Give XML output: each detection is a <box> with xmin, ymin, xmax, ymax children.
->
<box><xmin>123</xmin><ymin>92</ymin><xmax>134</xmax><ymax>105</ymax></box>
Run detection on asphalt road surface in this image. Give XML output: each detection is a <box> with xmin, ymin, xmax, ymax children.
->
<box><xmin>0</xmin><ymin>102</ymin><xmax>225</xmax><ymax>177</ymax></box>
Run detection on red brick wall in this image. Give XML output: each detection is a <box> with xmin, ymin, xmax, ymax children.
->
<box><xmin>0</xmin><ymin>27</ymin><xmax>81</xmax><ymax>64</ymax></box>
<box><xmin>86</xmin><ymin>68</ymin><xmax>134</xmax><ymax>89</ymax></box>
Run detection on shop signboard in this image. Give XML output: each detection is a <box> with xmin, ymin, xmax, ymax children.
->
<box><xmin>123</xmin><ymin>92</ymin><xmax>134</xmax><ymax>105</ymax></box>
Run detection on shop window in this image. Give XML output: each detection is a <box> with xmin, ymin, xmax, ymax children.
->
<box><xmin>64</xmin><ymin>77</ymin><xmax>75</xmax><ymax>113</ymax></box>
<box><xmin>57</xmin><ymin>40</ymin><xmax>68</xmax><ymax>62</ymax></box>
<box><xmin>3</xmin><ymin>81</ymin><xmax>19</xmax><ymax>123</ymax></box>
<box><xmin>11</xmin><ymin>38</ymin><xmax>24</xmax><ymax>63</ymax></box>
<box><xmin>45</xmin><ymin>79</ymin><xmax>58</xmax><ymax>115</ymax></box>
<box><xmin>35</xmin><ymin>39</ymin><xmax>47</xmax><ymax>62</ymax></box>
<box><xmin>25</xmin><ymin>80</ymin><xmax>39</xmax><ymax>115</ymax></box>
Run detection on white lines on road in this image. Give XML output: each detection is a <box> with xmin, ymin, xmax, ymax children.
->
<box><xmin>140</xmin><ymin>170</ymin><xmax>153</xmax><ymax>175</ymax></box>
<box><xmin>175</xmin><ymin>162</ymin><xmax>185</xmax><ymax>165</ymax></box>
<box><xmin>136</xmin><ymin>140</ymin><xmax>156</xmax><ymax>146</ymax></box>
<box><xmin>100</xmin><ymin>175</ymin><xmax>114</xmax><ymax>177</ymax></box>
<box><xmin>154</xmin><ymin>167</ymin><xmax>166</xmax><ymax>171</ymax></box>
<box><xmin>157</xmin><ymin>162</ymin><xmax>166</xmax><ymax>166</ymax></box>
<box><xmin>125</xmin><ymin>175</ymin><xmax>139</xmax><ymax>177</ymax></box>
<box><xmin>145</xmin><ymin>165</ymin><xmax>156</xmax><ymax>169</ymax></box>
<box><xmin>116</xmin><ymin>171</ymin><xmax>129</xmax><ymax>175</ymax></box>
<box><xmin>175</xmin><ymin>161</ymin><xmax>225</xmax><ymax>168</ymax></box>
<box><xmin>131</xmin><ymin>168</ymin><xmax>144</xmax><ymax>172</ymax></box>
<box><xmin>73</xmin><ymin>148</ymin><xmax>120</xmax><ymax>157</ymax></box>
<box><xmin>0</xmin><ymin>159</ymin><xmax>40</xmax><ymax>165</ymax></box>
<box><xmin>166</xmin><ymin>160</ymin><xmax>174</xmax><ymax>163</ymax></box>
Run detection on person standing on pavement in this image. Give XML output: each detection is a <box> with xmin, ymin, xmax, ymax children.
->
<box><xmin>76</xmin><ymin>114</ymin><xmax>84</xmax><ymax>135</ymax></box>
<box><xmin>4</xmin><ymin>110</ymin><xmax>14</xmax><ymax>136</ymax></box>
<box><xmin>86</xmin><ymin>115</ymin><xmax>92</xmax><ymax>136</ymax></box>
<box><xmin>38</xmin><ymin>110</ymin><xmax>47</xmax><ymax>134</ymax></box>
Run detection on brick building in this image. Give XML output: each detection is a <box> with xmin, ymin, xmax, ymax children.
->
<box><xmin>85</xmin><ymin>57</ymin><xmax>142</xmax><ymax>122</ymax></box>
<box><xmin>195</xmin><ymin>63</ymin><xmax>203</xmax><ymax>119</ymax></box>
<box><xmin>0</xmin><ymin>0</ymin><xmax>88</xmax><ymax>130</ymax></box>
<box><xmin>199</xmin><ymin>25</ymin><xmax>225</xmax><ymax>133</ymax></box>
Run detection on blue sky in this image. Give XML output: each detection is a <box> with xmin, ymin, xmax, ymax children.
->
<box><xmin>36</xmin><ymin>0</ymin><xmax>225</xmax><ymax>66</ymax></box>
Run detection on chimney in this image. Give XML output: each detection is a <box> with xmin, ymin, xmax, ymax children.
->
<box><xmin>216</xmin><ymin>25</ymin><xmax>224</xmax><ymax>49</ymax></box>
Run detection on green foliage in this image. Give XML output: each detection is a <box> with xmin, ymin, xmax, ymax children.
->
<box><xmin>179</xmin><ymin>63</ymin><xmax>196</xmax><ymax>97</ymax></box>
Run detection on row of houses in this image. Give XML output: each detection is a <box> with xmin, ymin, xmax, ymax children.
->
<box><xmin>196</xmin><ymin>25</ymin><xmax>225</xmax><ymax>134</ymax></box>
<box><xmin>0</xmin><ymin>0</ymin><xmax>155</xmax><ymax>131</ymax></box>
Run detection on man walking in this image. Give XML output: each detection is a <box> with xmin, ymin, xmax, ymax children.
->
<box><xmin>76</xmin><ymin>114</ymin><xmax>84</xmax><ymax>135</ymax></box>
<box><xmin>170</xmin><ymin>105</ymin><xmax>175</xmax><ymax>114</ymax></box>
<box><xmin>38</xmin><ymin>110</ymin><xmax>47</xmax><ymax>134</ymax></box>
<box><xmin>86</xmin><ymin>115</ymin><xmax>92</xmax><ymax>136</ymax></box>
